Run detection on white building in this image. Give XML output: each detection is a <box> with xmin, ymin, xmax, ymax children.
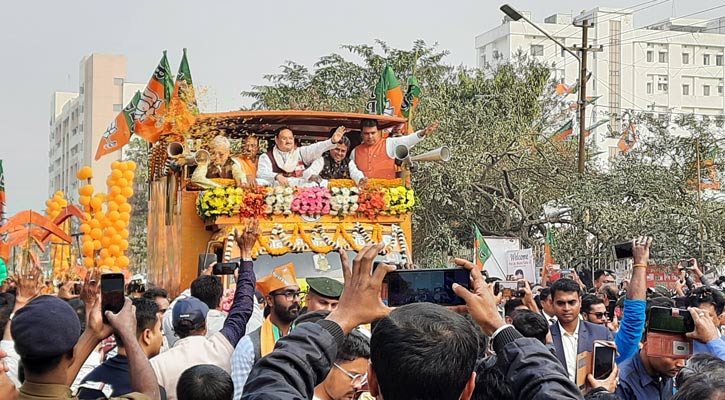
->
<box><xmin>475</xmin><ymin>7</ymin><xmax>725</xmax><ymax>164</ymax></box>
<box><xmin>49</xmin><ymin>54</ymin><xmax>144</xmax><ymax>201</ymax></box>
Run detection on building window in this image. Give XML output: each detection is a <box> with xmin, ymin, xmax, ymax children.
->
<box><xmin>704</xmin><ymin>85</ymin><xmax>711</xmax><ymax>96</ymax></box>
<box><xmin>704</xmin><ymin>54</ymin><xmax>711</xmax><ymax>65</ymax></box>
<box><xmin>718</xmin><ymin>55</ymin><xmax>724</xmax><ymax>66</ymax></box>
<box><xmin>647</xmin><ymin>51</ymin><xmax>653</xmax><ymax>62</ymax></box>
<box><xmin>683</xmin><ymin>53</ymin><xmax>690</xmax><ymax>64</ymax></box>
<box><xmin>113</xmin><ymin>104</ymin><xmax>122</xmax><ymax>112</ymax></box>
<box><xmin>659</xmin><ymin>51</ymin><xmax>668</xmax><ymax>63</ymax></box>
<box><xmin>720</xmin><ymin>82</ymin><xmax>724</xmax><ymax>95</ymax></box>
<box><xmin>113</xmin><ymin>78</ymin><xmax>124</xmax><ymax>86</ymax></box>
<box><xmin>531</xmin><ymin>44</ymin><xmax>544</xmax><ymax>57</ymax></box>
<box><xmin>657</xmin><ymin>76</ymin><xmax>668</xmax><ymax>93</ymax></box>
<box><xmin>683</xmin><ymin>84</ymin><xmax>690</xmax><ymax>96</ymax></box>
<box><xmin>561</xmin><ymin>46</ymin><xmax>566</xmax><ymax>57</ymax></box>
<box><xmin>647</xmin><ymin>82</ymin><xmax>653</xmax><ymax>94</ymax></box>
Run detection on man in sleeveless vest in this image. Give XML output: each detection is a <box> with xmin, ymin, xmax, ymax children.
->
<box><xmin>304</xmin><ymin>135</ymin><xmax>352</xmax><ymax>183</ymax></box>
<box><xmin>349</xmin><ymin>119</ymin><xmax>439</xmax><ymax>185</ymax></box>
<box><xmin>256</xmin><ymin>126</ymin><xmax>346</xmax><ymax>186</ymax></box>
<box><xmin>191</xmin><ymin>135</ymin><xmax>246</xmax><ymax>188</ymax></box>
<box><xmin>230</xmin><ymin>263</ymin><xmax>302</xmax><ymax>398</ymax></box>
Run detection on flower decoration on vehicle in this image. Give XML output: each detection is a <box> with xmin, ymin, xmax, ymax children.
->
<box><xmin>329</xmin><ymin>186</ymin><xmax>359</xmax><ymax>218</ymax></box>
<box><xmin>291</xmin><ymin>187</ymin><xmax>331</xmax><ymax>218</ymax></box>
<box><xmin>382</xmin><ymin>186</ymin><xmax>415</xmax><ymax>215</ymax></box>
<box><xmin>264</xmin><ymin>186</ymin><xmax>294</xmax><ymax>215</ymax></box>
<box><xmin>196</xmin><ymin>187</ymin><xmax>243</xmax><ymax>219</ymax></box>
<box><xmin>356</xmin><ymin>188</ymin><xmax>387</xmax><ymax>220</ymax></box>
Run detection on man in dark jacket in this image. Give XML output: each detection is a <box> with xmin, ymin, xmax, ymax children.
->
<box><xmin>242</xmin><ymin>244</ymin><xmax>584</xmax><ymax>400</ymax></box>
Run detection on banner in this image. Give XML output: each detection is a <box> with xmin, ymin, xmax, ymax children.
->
<box><xmin>645</xmin><ymin>265</ymin><xmax>680</xmax><ymax>291</ymax></box>
<box><xmin>506</xmin><ymin>248</ymin><xmax>535</xmax><ymax>282</ymax></box>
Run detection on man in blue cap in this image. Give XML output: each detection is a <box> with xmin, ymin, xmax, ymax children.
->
<box><xmin>10</xmin><ymin>293</ymin><xmax>159</xmax><ymax>399</ymax></box>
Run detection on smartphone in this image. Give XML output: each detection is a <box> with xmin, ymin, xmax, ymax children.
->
<box><xmin>72</xmin><ymin>282</ymin><xmax>82</xmax><ymax>295</ymax></box>
<box><xmin>198</xmin><ymin>253</ymin><xmax>218</xmax><ymax>276</ymax></box>
<box><xmin>680</xmin><ymin>259</ymin><xmax>694</xmax><ymax>270</ymax></box>
<box><xmin>592</xmin><ymin>342</ymin><xmax>616</xmax><ymax>379</ymax></box>
<box><xmin>386</xmin><ymin>268</ymin><xmax>470</xmax><ymax>307</ymax></box>
<box><xmin>613</xmin><ymin>242</ymin><xmax>633</xmax><ymax>259</ymax></box>
<box><xmin>560</xmin><ymin>269</ymin><xmax>573</xmax><ymax>279</ymax></box>
<box><xmin>101</xmin><ymin>273</ymin><xmax>125</xmax><ymax>323</ymax></box>
<box><xmin>495</xmin><ymin>281</ymin><xmax>519</xmax><ymax>296</ymax></box>
<box><xmin>213</xmin><ymin>262</ymin><xmax>239</xmax><ymax>275</ymax></box>
<box><xmin>648</xmin><ymin>307</ymin><xmax>695</xmax><ymax>334</ymax></box>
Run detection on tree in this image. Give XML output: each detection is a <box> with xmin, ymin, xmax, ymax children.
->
<box><xmin>123</xmin><ymin>137</ymin><xmax>149</xmax><ymax>274</ymax></box>
<box><xmin>244</xmin><ymin>40</ymin><xmax>725</xmax><ymax>270</ymax></box>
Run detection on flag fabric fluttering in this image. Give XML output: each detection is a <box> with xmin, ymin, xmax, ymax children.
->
<box><xmin>583</xmin><ymin>118</ymin><xmax>610</xmax><ymax>139</ymax></box>
<box><xmin>689</xmin><ymin>148</ymin><xmax>722</xmax><ymax>191</ymax></box>
<box><xmin>617</xmin><ymin>120</ymin><xmax>637</xmax><ymax>152</ymax></box>
<box><xmin>556</xmin><ymin>71</ymin><xmax>592</xmax><ymax>95</ymax></box>
<box><xmin>401</xmin><ymin>75</ymin><xmax>420</xmax><ymax>119</ymax></box>
<box><xmin>366</xmin><ymin>64</ymin><xmax>404</xmax><ymax>117</ymax></box>
<box><xmin>94</xmin><ymin>91</ymin><xmax>141</xmax><ymax>160</ymax></box>
<box><xmin>165</xmin><ymin>48</ymin><xmax>198</xmax><ymax>134</ymax></box>
<box><xmin>134</xmin><ymin>51</ymin><xmax>174</xmax><ymax>143</ymax></box>
<box><xmin>544</xmin><ymin>228</ymin><xmax>556</xmax><ymax>267</ymax></box>
<box><xmin>552</xmin><ymin>120</ymin><xmax>574</xmax><ymax>141</ymax></box>
<box><xmin>474</xmin><ymin>225</ymin><xmax>492</xmax><ymax>269</ymax></box>
<box><xmin>569</xmin><ymin>95</ymin><xmax>602</xmax><ymax>110</ymax></box>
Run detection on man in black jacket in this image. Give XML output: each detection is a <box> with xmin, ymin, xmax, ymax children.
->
<box><xmin>242</xmin><ymin>244</ymin><xmax>584</xmax><ymax>400</ymax></box>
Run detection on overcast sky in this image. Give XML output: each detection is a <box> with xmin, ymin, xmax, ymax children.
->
<box><xmin>1</xmin><ymin>0</ymin><xmax>723</xmax><ymax>215</ymax></box>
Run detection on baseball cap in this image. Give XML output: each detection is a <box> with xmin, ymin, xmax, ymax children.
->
<box><xmin>172</xmin><ymin>297</ymin><xmax>209</xmax><ymax>332</ymax></box>
<box><xmin>12</xmin><ymin>296</ymin><xmax>81</xmax><ymax>358</ymax></box>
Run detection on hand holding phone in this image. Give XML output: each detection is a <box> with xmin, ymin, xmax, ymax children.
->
<box><xmin>386</xmin><ymin>268</ymin><xmax>470</xmax><ymax>306</ymax></box>
<box><xmin>613</xmin><ymin>242</ymin><xmax>633</xmax><ymax>260</ymax></box>
<box><xmin>213</xmin><ymin>262</ymin><xmax>240</xmax><ymax>275</ymax></box>
<box><xmin>101</xmin><ymin>273</ymin><xmax>125</xmax><ymax>324</ymax></box>
<box><xmin>592</xmin><ymin>341</ymin><xmax>616</xmax><ymax>379</ymax></box>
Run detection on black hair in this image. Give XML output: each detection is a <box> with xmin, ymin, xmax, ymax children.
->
<box><xmin>539</xmin><ymin>288</ymin><xmax>551</xmax><ymax>302</ymax></box>
<box><xmin>642</xmin><ymin>296</ymin><xmax>676</xmax><ymax>342</ymax></box>
<box><xmin>599</xmin><ymin>284</ymin><xmax>618</xmax><ymax>302</ymax></box>
<box><xmin>676</xmin><ymin>353</ymin><xmax>725</xmax><ymax>389</ymax></box>
<box><xmin>337</xmin><ymin>328</ymin><xmax>370</xmax><ymax>363</ymax></box>
<box><xmin>550</xmin><ymin>278</ymin><xmax>581</xmax><ymax>300</ymax></box>
<box><xmin>593</xmin><ymin>269</ymin><xmax>615</xmax><ymax>282</ymax></box>
<box><xmin>504</xmin><ymin>298</ymin><xmax>525</xmax><ymax>317</ymax></box>
<box><xmin>370</xmin><ymin>303</ymin><xmax>478</xmax><ymax>400</ymax></box>
<box><xmin>471</xmin><ymin>359</ymin><xmax>513</xmax><ymax>400</ymax></box>
<box><xmin>673</xmin><ymin>373</ymin><xmax>725</xmax><ymax>400</ymax></box>
<box><xmin>688</xmin><ymin>287</ymin><xmax>725</xmax><ymax>315</ymax></box>
<box><xmin>275</xmin><ymin>126</ymin><xmax>292</xmax><ymax>137</ymax></box>
<box><xmin>361</xmin><ymin>119</ymin><xmax>379</xmax><ymax>129</ymax></box>
<box><xmin>67</xmin><ymin>298</ymin><xmax>86</xmax><ymax>333</ymax></box>
<box><xmin>191</xmin><ymin>275</ymin><xmax>223</xmax><ymax>311</ymax></box>
<box><xmin>177</xmin><ymin>364</ymin><xmax>234</xmax><ymax>400</ymax></box>
<box><xmin>143</xmin><ymin>287</ymin><xmax>168</xmax><ymax>300</ymax></box>
<box><xmin>115</xmin><ymin>297</ymin><xmax>160</xmax><ymax>348</ymax></box>
<box><xmin>581</xmin><ymin>294</ymin><xmax>606</xmax><ymax>314</ymax></box>
<box><xmin>0</xmin><ymin>293</ymin><xmax>16</xmax><ymax>334</ymax></box>
<box><xmin>20</xmin><ymin>350</ymin><xmax>73</xmax><ymax>376</ymax></box>
<box><xmin>511</xmin><ymin>309</ymin><xmax>549</xmax><ymax>344</ymax></box>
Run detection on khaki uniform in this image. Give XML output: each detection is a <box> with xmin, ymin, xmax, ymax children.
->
<box><xmin>18</xmin><ymin>382</ymin><xmax>150</xmax><ymax>400</ymax></box>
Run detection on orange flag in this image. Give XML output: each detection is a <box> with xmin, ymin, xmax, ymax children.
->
<box><xmin>94</xmin><ymin>91</ymin><xmax>141</xmax><ymax>160</ymax></box>
<box><xmin>134</xmin><ymin>51</ymin><xmax>174</xmax><ymax>143</ymax></box>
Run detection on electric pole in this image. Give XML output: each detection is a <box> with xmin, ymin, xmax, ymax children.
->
<box><xmin>572</xmin><ymin>19</ymin><xmax>603</xmax><ymax>174</ymax></box>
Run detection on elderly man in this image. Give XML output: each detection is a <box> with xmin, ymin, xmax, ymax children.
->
<box><xmin>257</xmin><ymin>126</ymin><xmax>345</xmax><ymax>186</ymax></box>
<box><xmin>349</xmin><ymin>119</ymin><xmax>439</xmax><ymax>185</ymax></box>
<box><xmin>191</xmin><ymin>135</ymin><xmax>246</xmax><ymax>188</ymax></box>
<box><xmin>304</xmin><ymin>136</ymin><xmax>352</xmax><ymax>182</ymax></box>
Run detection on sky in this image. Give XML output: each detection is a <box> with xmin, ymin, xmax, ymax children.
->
<box><xmin>1</xmin><ymin>0</ymin><xmax>724</xmax><ymax>215</ymax></box>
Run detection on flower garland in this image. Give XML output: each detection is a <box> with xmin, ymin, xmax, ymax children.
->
<box><xmin>382</xmin><ymin>186</ymin><xmax>415</xmax><ymax>215</ymax></box>
<box><xmin>264</xmin><ymin>186</ymin><xmax>294</xmax><ymax>215</ymax></box>
<box><xmin>330</xmin><ymin>187</ymin><xmax>359</xmax><ymax>218</ymax></box>
<box><xmin>357</xmin><ymin>188</ymin><xmax>386</xmax><ymax>219</ymax></box>
<box><xmin>291</xmin><ymin>187</ymin><xmax>331</xmax><ymax>217</ymax></box>
<box><xmin>196</xmin><ymin>187</ymin><xmax>243</xmax><ymax>219</ymax></box>
<box><xmin>298</xmin><ymin>224</ymin><xmax>335</xmax><ymax>253</ymax></box>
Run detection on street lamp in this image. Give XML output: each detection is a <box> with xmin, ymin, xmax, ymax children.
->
<box><xmin>500</xmin><ymin>4</ymin><xmax>588</xmax><ymax>173</ymax></box>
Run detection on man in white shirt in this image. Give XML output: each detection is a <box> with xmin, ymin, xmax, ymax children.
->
<box><xmin>257</xmin><ymin>126</ymin><xmax>346</xmax><ymax>186</ymax></box>
<box><xmin>348</xmin><ymin>119</ymin><xmax>439</xmax><ymax>185</ymax></box>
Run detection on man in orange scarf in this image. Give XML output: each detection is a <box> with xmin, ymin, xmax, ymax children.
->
<box><xmin>230</xmin><ymin>263</ymin><xmax>302</xmax><ymax>398</ymax></box>
<box><xmin>239</xmin><ymin>135</ymin><xmax>259</xmax><ymax>184</ymax></box>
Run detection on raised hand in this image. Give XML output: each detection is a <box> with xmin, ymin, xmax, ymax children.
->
<box><xmin>452</xmin><ymin>258</ymin><xmax>505</xmax><ymax>336</ymax></box>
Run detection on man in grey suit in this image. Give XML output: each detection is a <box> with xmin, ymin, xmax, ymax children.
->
<box><xmin>549</xmin><ymin>277</ymin><xmax>614</xmax><ymax>384</ymax></box>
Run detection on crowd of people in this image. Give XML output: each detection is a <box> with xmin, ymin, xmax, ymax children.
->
<box><xmin>1</xmin><ymin>229</ymin><xmax>725</xmax><ymax>399</ymax></box>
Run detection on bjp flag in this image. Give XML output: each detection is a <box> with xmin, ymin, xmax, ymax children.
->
<box><xmin>165</xmin><ymin>48</ymin><xmax>198</xmax><ymax>134</ymax></box>
<box><xmin>134</xmin><ymin>51</ymin><xmax>174</xmax><ymax>143</ymax></box>
<box><xmin>94</xmin><ymin>91</ymin><xmax>141</xmax><ymax>160</ymax></box>
<box><xmin>366</xmin><ymin>64</ymin><xmax>403</xmax><ymax>117</ymax></box>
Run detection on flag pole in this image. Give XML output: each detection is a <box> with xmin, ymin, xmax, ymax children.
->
<box><xmin>696</xmin><ymin>138</ymin><xmax>704</xmax><ymax>261</ymax></box>
<box><xmin>407</xmin><ymin>50</ymin><xmax>419</xmax><ymax>131</ymax></box>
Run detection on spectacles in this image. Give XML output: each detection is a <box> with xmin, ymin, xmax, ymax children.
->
<box><xmin>271</xmin><ymin>290</ymin><xmax>306</xmax><ymax>301</ymax></box>
<box><xmin>588</xmin><ymin>312</ymin><xmax>608</xmax><ymax>319</ymax></box>
<box><xmin>334</xmin><ymin>363</ymin><xmax>368</xmax><ymax>386</ymax></box>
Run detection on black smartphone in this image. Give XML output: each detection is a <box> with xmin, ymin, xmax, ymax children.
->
<box><xmin>592</xmin><ymin>342</ymin><xmax>616</xmax><ymax>379</ymax></box>
<box><xmin>386</xmin><ymin>268</ymin><xmax>470</xmax><ymax>307</ymax></box>
<box><xmin>72</xmin><ymin>282</ymin><xmax>82</xmax><ymax>295</ymax></box>
<box><xmin>613</xmin><ymin>242</ymin><xmax>634</xmax><ymax>259</ymax></box>
<box><xmin>648</xmin><ymin>306</ymin><xmax>695</xmax><ymax>334</ymax></box>
<box><xmin>101</xmin><ymin>273</ymin><xmax>125</xmax><ymax>324</ymax></box>
<box><xmin>560</xmin><ymin>269</ymin><xmax>573</xmax><ymax>279</ymax></box>
<box><xmin>213</xmin><ymin>261</ymin><xmax>239</xmax><ymax>275</ymax></box>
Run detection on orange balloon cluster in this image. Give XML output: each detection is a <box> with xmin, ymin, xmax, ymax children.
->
<box><xmin>78</xmin><ymin>161</ymin><xmax>136</xmax><ymax>273</ymax></box>
<box><xmin>45</xmin><ymin>191</ymin><xmax>75</xmax><ymax>279</ymax></box>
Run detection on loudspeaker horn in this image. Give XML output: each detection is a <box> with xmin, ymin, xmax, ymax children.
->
<box><xmin>410</xmin><ymin>146</ymin><xmax>451</xmax><ymax>162</ymax></box>
<box><xmin>167</xmin><ymin>142</ymin><xmax>184</xmax><ymax>157</ymax></box>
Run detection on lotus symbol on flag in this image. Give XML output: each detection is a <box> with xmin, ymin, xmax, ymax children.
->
<box><xmin>101</xmin><ymin>119</ymin><xmax>119</xmax><ymax>150</ymax></box>
<box><xmin>365</xmin><ymin>89</ymin><xmax>377</xmax><ymax>114</ymax></box>
<box><xmin>135</xmin><ymin>87</ymin><xmax>162</xmax><ymax>123</ymax></box>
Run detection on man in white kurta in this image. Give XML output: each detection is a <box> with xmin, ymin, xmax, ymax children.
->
<box><xmin>257</xmin><ymin>126</ymin><xmax>346</xmax><ymax>186</ymax></box>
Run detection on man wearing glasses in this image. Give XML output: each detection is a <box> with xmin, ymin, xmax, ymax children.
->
<box><xmin>580</xmin><ymin>294</ymin><xmax>612</xmax><ymax>328</ymax></box>
<box><xmin>313</xmin><ymin>328</ymin><xmax>370</xmax><ymax>400</ymax></box>
<box><xmin>231</xmin><ymin>263</ymin><xmax>304</xmax><ymax>398</ymax></box>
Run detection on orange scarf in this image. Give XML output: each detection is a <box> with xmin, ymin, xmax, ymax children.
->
<box><xmin>260</xmin><ymin>317</ymin><xmax>277</xmax><ymax>357</ymax></box>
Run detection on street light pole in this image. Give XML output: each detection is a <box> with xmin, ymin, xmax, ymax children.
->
<box><xmin>500</xmin><ymin>4</ymin><xmax>601</xmax><ymax>173</ymax></box>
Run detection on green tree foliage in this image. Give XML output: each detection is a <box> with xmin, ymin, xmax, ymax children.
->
<box><xmin>123</xmin><ymin>137</ymin><xmax>149</xmax><ymax>274</ymax></box>
<box><xmin>244</xmin><ymin>41</ymin><xmax>725</xmax><ymax>270</ymax></box>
